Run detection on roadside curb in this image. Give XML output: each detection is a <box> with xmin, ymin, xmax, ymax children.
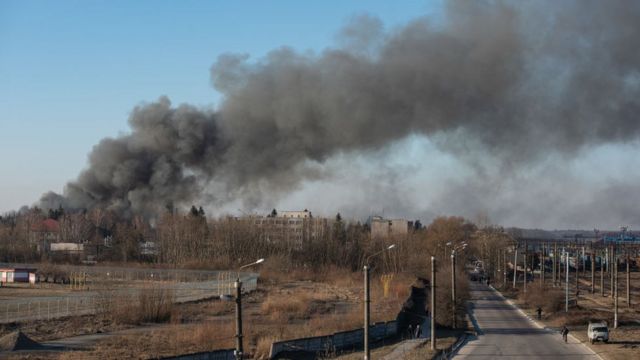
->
<box><xmin>434</xmin><ymin>332</ymin><xmax>468</xmax><ymax>360</ymax></box>
<box><xmin>488</xmin><ymin>285</ymin><xmax>605</xmax><ymax>360</ymax></box>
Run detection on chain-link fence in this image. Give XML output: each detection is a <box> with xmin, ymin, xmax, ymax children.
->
<box><xmin>0</xmin><ymin>272</ymin><xmax>258</xmax><ymax>324</ymax></box>
<box><xmin>1</xmin><ymin>296</ymin><xmax>94</xmax><ymax>323</ymax></box>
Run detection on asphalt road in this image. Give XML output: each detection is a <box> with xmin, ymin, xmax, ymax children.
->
<box><xmin>453</xmin><ymin>282</ymin><xmax>600</xmax><ymax>359</ymax></box>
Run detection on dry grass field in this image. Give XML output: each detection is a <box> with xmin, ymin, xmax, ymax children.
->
<box><xmin>1</xmin><ymin>267</ymin><xmax>415</xmax><ymax>359</ymax></box>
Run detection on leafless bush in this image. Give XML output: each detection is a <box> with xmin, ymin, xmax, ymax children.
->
<box><xmin>37</xmin><ymin>263</ymin><xmax>69</xmax><ymax>283</ymax></box>
<box><xmin>519</xmin><ymin>286</ymin><xmax>565</xmax><ymax>314</ymax></box>
<box><xmin>98</xmin><ymin>287</ymin><xmax>175</xmax><ymax>325</ymax></box>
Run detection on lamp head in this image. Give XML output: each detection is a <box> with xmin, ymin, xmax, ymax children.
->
<box><xmin>256</xmin><ymin>258</ymin><xmax>265</xmax><ymax>264</ymax></box>
<box><xmin>387</xmin><ymin>244</ymin><xmax>396</xmax><ymax>250</ymax></box>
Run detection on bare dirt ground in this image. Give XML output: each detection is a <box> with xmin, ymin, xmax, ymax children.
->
<box><xmin>496</xmin><ymin>270</ymin><xmax>640</xmax><ymax>360</ymax></box>
<box><xmin>0</xmin><ymin>269</ymin><xmax>414</xmax><ymax>359</ymax></box>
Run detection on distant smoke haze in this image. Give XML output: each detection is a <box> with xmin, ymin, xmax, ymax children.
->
<box><xmin>39</xmin><ymin>0</ymin><xmax>640</xmax><ymax>228</ymax></box>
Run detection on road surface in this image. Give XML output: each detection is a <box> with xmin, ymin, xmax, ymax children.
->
<box><xmin>453</xmin><ymin>282</ymin><xmax>600</xmax><ymax>359</ymax></box>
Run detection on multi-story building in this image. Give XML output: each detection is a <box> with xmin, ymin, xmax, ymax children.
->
<box><xmin>369</xmin><ymin>216</ymin><xmax>409</xmax><ymax>239</ymax></box>
<box><xmin>280</xmin><ymin>209</ymin><xmax>312</xmax><ymax>219</ymax></box>
<box><xmin>250</xmin><ymin>210</ymin><xmax>330</xmax><ymax>249</ymax></box>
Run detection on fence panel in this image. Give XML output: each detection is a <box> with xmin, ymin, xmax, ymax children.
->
<box><xmin>0</xmin><ymin>272</ymin><xmax>258</xmax><ymax>324</ymax></box>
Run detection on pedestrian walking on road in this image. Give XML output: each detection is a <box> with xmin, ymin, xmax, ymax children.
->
<box><xmin>536</xmin><ymin>307</ymin><xmax>542</xmax><ymax>320</ymax></box>
<box><xmin>561</xmin><ymin>326</ymin><xmax>569</xmax><ymax>343</ymax></box>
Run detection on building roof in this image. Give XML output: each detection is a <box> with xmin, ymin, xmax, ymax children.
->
<box><xmin>0</xmin><ymin>268</ymin><xmax>37</xmax><ymax>272</ymax></box>
<box><xmin>31</xmin><ymin>219</ymin><xmax>60</xmax><ymax>233</ymax></box>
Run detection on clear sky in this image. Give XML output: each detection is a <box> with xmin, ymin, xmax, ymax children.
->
<box><xmin>0</xmin><ymin>0</ymin><xmax>439</xmax><ymax>213</ymax></box>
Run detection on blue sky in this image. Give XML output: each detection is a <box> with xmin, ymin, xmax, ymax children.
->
<box><xmin>0</xmin><ymin>0</ymin><xmax>439</xmax><ymax>213</ymax></box>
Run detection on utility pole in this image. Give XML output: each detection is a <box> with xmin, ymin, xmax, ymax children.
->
<box><xmin>430</xmin><ymin>256</ymin><xmax>436</xmax><ymax>351</ymax></box>
<box><xmin>503</xmin><ymin>250</ymin><xmax>507</xmax><ymax>288</ymax></box>
<box><xmin>451</xmin><ymin>252</ymin><xmax>456</xmax><ymax>328</ymax></box>
<box><xmin>363</xmin><ymin>244</ymin><xmax>395</xmax><ymax>359</ymax></box>
<box><xmin>565</xmin><ymin>249</ymin><xmax>569</xmax><ymax>313</ymax></box>
<box><xmin>614</xmin><ymin>245</ymin><xmax>618</xmax><ymax>329</ymax></box>
<box><xmin>498</xmin><ymin>251</ymin><xmax>501</xmax><ymax>284</ymax></box>
<box><xmin>235</xmin><ymin>279</ymin><xmax>243</xmax><ymax>360</ymax></box>
<box><xmin>576</xmin><ymin>247</ymin><xmax>579</xmax><ymax>301</ymax></box>
<box><xmin>364</xmin><ymin>265</ymin><xmax>370</xmax><ymax>360</ymax></box>
<box><xmin>541</xmin><ymin>242</ymin><xmax>545</xmax><ymax>287</ymax></box>
<box><xmin>523</xmin><ymin>240</ymin><xmax>528</xmax><ymax>293</ymax></box>
<box><xmin>513</xmin><ymin>247</ymin><xmax>518</xmax><ymax>288</ymax></box>
<box><xmin>601</xmin><ymin>249</ymin><xmax>605</xmax><ymax>297</ymax></box>
<box><xmin>591</xmin><ymin>249</ymin><xmax>595</xmax><ymax>294</ymax></box>
<box><xmin>582</xmin><ymin>246</ymin><xmax>586</xmax><ymax>278</ymax></box>
<box><xmin>610</xmin><ymin>245</ymin><xmax>615</xmax><ymax>296</ymax></box>
<box><xmin>497</xmin><ymin>249</ymin><xmax>501</xmax><ymax>286</ymax></box>
<box><xmin>627</xmin><ymin>252</ymin><xmax>631</xmax><ymax>307</ymax></box>
<box><xmin>553</xmin><ymin>242</ymin><xmax>557</xmax><ymax>287</ymax></box>
<box><xmin>234</xmin><ymin>258</ymin><xmax>264</xmax><ymax>360</ymax></box>
<box><xmin>593</xmin><ymin>229</ymin><xmax>599</xmax><ymax>294</ymax></box>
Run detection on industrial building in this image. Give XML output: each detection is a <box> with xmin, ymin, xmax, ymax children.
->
<box><xmin>248</xmin><ymin>209</ymin><xmax>331</xmax><ymax>249</ymax></box>
<box><xmin>369</xmin><ymin>216</ymin><xmax>410</xmax><ymax>239</ymax></box>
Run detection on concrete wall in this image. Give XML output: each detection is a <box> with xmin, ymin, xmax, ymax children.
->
<box><xmin>269</xmin><ymin>321</ymin><xmax>397</xmax><ymax>359</ymax></box>
<box><xmin>160</xmin><ymin>349</ymin><xmax>234</xmax><ymax>360</ymax></box>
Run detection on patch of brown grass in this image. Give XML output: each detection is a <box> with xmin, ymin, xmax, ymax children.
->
<box><xmin>261</xmin><ymin>292</ymin><xmax>311</xmax><ymax>321</ymax></box>
<box><xmin>97</xmin><ymin>287</ymin><xmax>175</xmax><ymax>325</ymax></box>
<box><xmin>518</xmin><ymin>285</ymin><xmax>565</xmax><ymax>314</ymax></box>
<box><xmin>59</xmin><ymin>322</ymin><xmax>235</xmax><ymax>360</ymax></box>
<box><xmin>254</xmin><ymin>335</ymin><xmax>278</xmax><ymax>359</ymax></box>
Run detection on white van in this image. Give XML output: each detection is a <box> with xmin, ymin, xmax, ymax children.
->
<box><xmin>587</xmin><ymin>321</ymin><xmax>609</xmax><ymax>344</ymax></box>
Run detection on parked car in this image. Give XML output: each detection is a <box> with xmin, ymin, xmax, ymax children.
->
<box><xmin>588</xmin><ymin>321</ymin><xmax>609</xmax><ymax>344</ymax></box>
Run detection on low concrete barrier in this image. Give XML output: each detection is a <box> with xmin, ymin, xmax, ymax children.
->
<box><xmin>160</xmin><ymin>349</ymin><xmax>234</xmax><ymax>360</ymax></box>
<box><xmin>269</xmin><ymin>321</ymin><xmax>397</xmax><ymax>359</ymax></box>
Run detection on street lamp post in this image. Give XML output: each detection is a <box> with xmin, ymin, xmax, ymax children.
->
<box><xmin>234</xmin><ymin>258</ymin><xmax>265</xmax><ymax>360</ymax></box>
<box><xmin>451</xmin><ymin>252</ymin><xmax>456</xmax><ymax>328</ymax></box>
<box><xmin>503</xmin><ymin>250</ymin><xmax>507</xmax><ymax>288</ymax></box>
<box><xmin>449</xmin><ymin>242</ymin><xmax>467</xmax><ymax>329</ymax></box>
<box><xmin>430</xmin><ymin>256</ymin><xmax>436</xmax><ymax>351</ymax></box>
<box><xmin>364</xmin><ymin>244</ymin><xmax>395</xmax><ymax>360</ymax></box>
<box><xmin>513</xmin><ymin>246</ymin><xmax>518</xmax><ymax>288</ymax></box>
<box><xmin>565</xmin><ymin>250</ymin><xmax>569</xmax><ymax>313</ymax></box>
<box><xmin>523</xmin><ymin>240</ymin><xmax>528</xmax><ymax>293</ymax></box>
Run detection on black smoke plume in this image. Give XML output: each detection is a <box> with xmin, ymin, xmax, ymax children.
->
<box><xmin>40</xmin><ymin>1</ymin><xmax>640</xmax><ymax>218</ymax></box>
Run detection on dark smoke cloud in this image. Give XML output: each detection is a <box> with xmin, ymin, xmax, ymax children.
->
<box><xmin>42</xmin><ymin>98</ymin><xmax>225</xmax><ymax>216</ymax></box>
<box><xmin>41</xmin><ymin>0</ymin><xmax>640</xmax><ymax>220</ymax></box>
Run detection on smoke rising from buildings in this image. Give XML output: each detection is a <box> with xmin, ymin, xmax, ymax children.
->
<box><xmin>40</xmin><ymin>1</ymin><xmax>640</xmax><ymax>224</ymax></box>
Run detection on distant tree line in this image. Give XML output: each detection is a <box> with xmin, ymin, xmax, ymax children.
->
<box><xmin>0</xmin><ymin>206</ymin><xmax>493</xmax><ymax>278</ymax></box>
